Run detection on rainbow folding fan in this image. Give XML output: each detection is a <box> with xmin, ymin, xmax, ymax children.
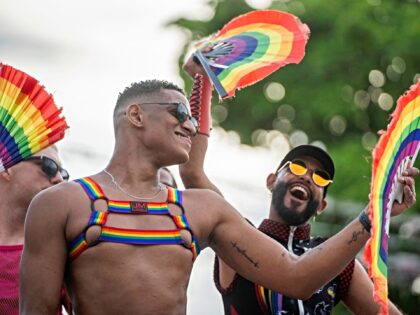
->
<box><xmin>0</xmin><ymin>63</ymin><xmax>68</xmax><ymax>173</ymax></box>
<box><xmin>364</xmin><ymin>79</ymin><xmax>420</xmax><ymax>314</ymax></box>
<box><xmin>193</xmin><ymin>9</ymin><xmax>310</xmax><ymax>99</ymax></box>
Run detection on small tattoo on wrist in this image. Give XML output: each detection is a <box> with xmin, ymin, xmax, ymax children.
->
<box><xmin>347</xmin><ymin>228</ymin><xmax>365</xmax><ymax>245</ymax></box>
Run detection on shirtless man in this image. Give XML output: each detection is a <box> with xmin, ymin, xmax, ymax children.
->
<box><xmin>20</xmin><ymin>79</ymin><xmax>418</xmax><ymax>315</ymax></box>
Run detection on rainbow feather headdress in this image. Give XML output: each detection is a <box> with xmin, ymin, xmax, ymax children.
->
<box><xmin>193</xmin><ymin>10</ymin><xmax>310</xmax><ymax>99</ymax></box>
<box><xmin>364</xmin><ymin>79</ymin><xmax>420</xmax><ymax>315</ymax></box>
<box><xmin>0</xmin><ymin>63</ymin><xmax>68</xmax><ymax>172</ymax></box>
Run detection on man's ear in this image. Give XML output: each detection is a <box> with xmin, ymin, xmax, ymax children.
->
<box><xmin>266</xmin><ymin>173</ymin><xmax>277</xmax><ymax>192</ymax></box>
<box><xmin>316</xmin><ymin>199</ymin><xmax>328</xmax><ymax>215</ymax></box>
<box><xmin>126</xmin><ymin>104</ymin><xmax>144</xmax><ymax>127</ymax></box>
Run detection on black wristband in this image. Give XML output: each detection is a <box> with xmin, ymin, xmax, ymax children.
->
<box><xmin>359</xmin><ymin>211</ymin><xmax>371</xmax><ymax>233</ymax></box>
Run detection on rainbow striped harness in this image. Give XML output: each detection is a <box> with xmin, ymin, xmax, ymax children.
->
<box><xmin>68</xmin><ymin>177</ymin><xmax>200</xmax><ymax>261</ymax></box>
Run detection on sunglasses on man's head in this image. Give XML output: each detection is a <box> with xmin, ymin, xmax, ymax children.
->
<box><xmin>277</xmin><ymin>159</ymin><xmax>332</xmax><ymax>187</ymax></box>
<box><xmin>25</xmin><ymin>156</ymin><xmax>70</xmax><ymax>181</ymax></box>
<box><xmin>139</xmin><ymin>102</ymin><xmax>198</xmax><ymax>134</ymax></box>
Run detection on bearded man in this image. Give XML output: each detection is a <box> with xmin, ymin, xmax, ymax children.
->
<box><xmin>180</xmin><ymin>56</ymin><xmax>404</xmax><ymax>314</ymax></box>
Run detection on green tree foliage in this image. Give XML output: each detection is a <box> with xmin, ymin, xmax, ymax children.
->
<box><xmin>172</xmin><ymin>0</ymin><xmax>420</xmax><ymax>313</ymax></box>
<box><xmin>174</xmin><ymin>0</ymin><xmax>419</xmax><ymax>201</ymax></box>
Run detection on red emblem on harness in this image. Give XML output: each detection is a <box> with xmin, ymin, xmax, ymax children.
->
<box><xmin>130</xmin><ymin>201</ymin><xmax>148</xmax><ymax>213</ymax></box>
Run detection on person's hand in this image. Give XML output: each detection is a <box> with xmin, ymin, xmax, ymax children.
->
<box><xmin>391</xmin><ymin>164</ymin><xmax>419</xmax><ymax>216</ymax></box>
<box><xmin>183</xmin><ymin>48</ymin><xmax>212</xmax><ymax>78</ymax></box>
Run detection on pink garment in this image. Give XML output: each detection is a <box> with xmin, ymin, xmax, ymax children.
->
<box><xmin>0</xmin><ymin>245</ymin><xmax>23</xmax><ymax>315</ymax></box>
<box><xmin>0</xmin><ymin>244</ymin><xmax>64</xmax><ymax>315</ymax></box>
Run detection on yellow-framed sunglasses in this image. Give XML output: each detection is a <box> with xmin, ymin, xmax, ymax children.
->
<box><xmin>277</xmin><ymin>159</ymin><xmax>333</xmax><ymax>187</ymax></box>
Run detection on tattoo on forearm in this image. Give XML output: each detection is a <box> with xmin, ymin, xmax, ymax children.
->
<box><xmin>347</xmin><ymin>227</ymin><xmax>365</xmax><ymax>245</ymax></box>
<box><xmin>230</xmin><ymin>241</ymin><xmax>259</xmax><ymax>268</ymax></box>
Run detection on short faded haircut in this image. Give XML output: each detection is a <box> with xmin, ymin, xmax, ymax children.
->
<box><xmin>114</xmin><ymin>79</ymin><xmax>185</xmax><ymax>119</ymax></box>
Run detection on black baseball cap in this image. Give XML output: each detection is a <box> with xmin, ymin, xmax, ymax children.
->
<box><xmin>277</xmin><ymin>145</ymin><xmax>335</xmax><ymax>181</ymax></box>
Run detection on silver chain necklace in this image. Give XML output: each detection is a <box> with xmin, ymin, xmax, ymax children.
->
<box><xmin>103</xmin><ymin>169</ymin><xmax>164</xmax><ymax>201</ymax></box>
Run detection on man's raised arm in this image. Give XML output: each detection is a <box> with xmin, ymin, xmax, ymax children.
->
<box><xmin>180</xmin><ymin>56</ymin><xmax>223</xmax><ymax>196</ymax></box>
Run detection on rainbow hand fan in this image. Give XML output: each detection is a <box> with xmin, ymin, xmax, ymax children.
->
<box><xmin>193</xmin><ymin>10</ymin><xmax>310</xmax><ymax>99</ymax></box>
<box><xmin>0</xmin><ymin>63</ymin><xmax>68</xmax><ymax>173</ymax></box>
<box><xmin>364</xmin><ymin>79</ymin><xmax>420</xmax><ymax>315</ymax></box>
